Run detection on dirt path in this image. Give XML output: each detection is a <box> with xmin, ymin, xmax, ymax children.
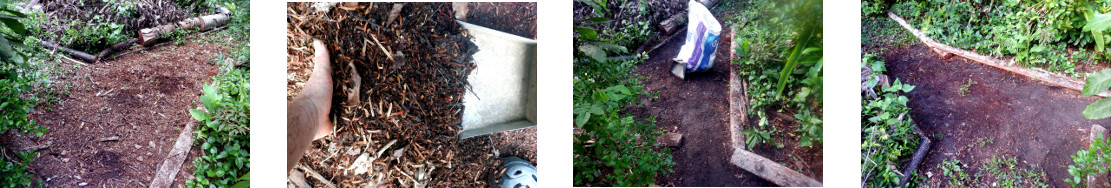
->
<box><xmin>3</xmin><ymin>41</ymin><xmax>223</xmax><ymax>187</ymax></box>
<box><xmin>625</xmin><ymin>27</ymin><xmax>771</xmax><ymax>186</ymax></box>
<box><xmin>881</xmin><ymin>44</ymin><xmax>1103</xmax><ymax>187</ymax></box>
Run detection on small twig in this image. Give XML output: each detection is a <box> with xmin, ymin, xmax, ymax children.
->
<box><xmin>22</xmin><ymin>141</ymin><xmax>52</xmax><ymax>152</ymax></box>
<box><xmin>298</xmin><ymin>165</ymin><xmax>337</xmax><ymax>188</ymax></box>
<box><xmin>366</xmin><ymin>35</ymin><xmax>394</xmax><ymax>62</ymax></box>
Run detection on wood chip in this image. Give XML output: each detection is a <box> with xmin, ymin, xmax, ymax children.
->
<box><xmin>99</xmin><ymin>136</ymin><xmax>120</xmax><ymax>142</ymax></box>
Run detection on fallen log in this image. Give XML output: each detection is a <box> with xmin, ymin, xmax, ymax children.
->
<box><xmin>41</xmin><ymin>41</ymin><xmax>96</xmax><ymax>62</ymax></box>
<box><xmin>138</xmin><ymin>5</ymin><xmax>230</xmax><ymax>46</ymax></box>
<box><xmin>888</xmin><ymin>12</ymin><xmax>1111</xmax><ymax>97</ymax></box>
<box><xmin>658</xmin><ymin>13</ymin><xmax>685</xmax><ymax>35</ymax></box>
<box><xmin>96</xmin><ymin>38</ymin><xmax>138</xmax><ymax>61</ymax></box>
<box><xmin>897</xmin><ymin>123</ymin><xmax>931</xmax><ymax>187</ymax></box>
<box><xmin>730</xmin><ymin>149</ymin><xmax>822</xmax><ymax>187</ymax></box>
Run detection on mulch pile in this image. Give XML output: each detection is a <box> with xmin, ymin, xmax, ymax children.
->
<box><xmin>288</xmin><ymin>2</ymin><xmax>509</xmax><ymax>187</ymax></box>
<box><xmin>462</xmin><ymin>2</ymin><xmax>536</xmax><ymax>39</ymax></box>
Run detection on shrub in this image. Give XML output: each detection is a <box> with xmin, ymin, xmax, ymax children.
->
<box><xmin>861</xmin><ymin>54</ymin><xmax>921</xmax><ymax>187</ymax></box>
<box><xmin>186</xmin><ymin>67</ymin><xmax>250</xmax><ymax>187</ymax></box>
<box><xmin>572</xmin><ymin>4</ymin><xmax>674</xmax><ymax>185</ymax></box>
<box><xmin>733</xmin><ymin>0</ymin><xmax>823</xmax><ymax>148</ymax></box>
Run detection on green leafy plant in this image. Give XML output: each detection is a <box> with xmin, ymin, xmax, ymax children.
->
<box><xmin>861</xmin><ymin>54</ymin><xmax>922</xmax><ymax>188</ymax></box>
<box><xmin>0</xmin><ymin>1</ymin><xmax>48</xmax><ymax>186</ymax></box>
<box><xmin>1081</xmin><ymin>68</ymin><xmax>1111</xmax><ymax>119</ymax></box>
<box><xmin>939</xmin><ymin>159</ymin><xmax>972</xmax><ymax>186</ymax></box>
<box><xmin>573</xmin><ymin>4</ymin><xmax>673</xmax><ymax>184</ymax></box>
<box><xmin>886</xmin><ymin>0</ymin><xmax>1111</xmax><ymax>73</ymax></box>
<box><xmin>186</xmin><ymin>67</ymin><xmax>249</xmax><ymax>187</ymax></box>
<box><xmin>958</xmin><ymin>78</ymin><xmax>976</xmax><ymax>96</ymax></box>
<box><xmin>1066</xmin><ymin>133</ymin><xmax>1110</xmax><ymax>187</ymax></box>
<box><xmin>734</xmin><ymin>0</ymin><xmax>823</xmax><ymax>149</ymax></box>
<box><xmin>572</xmin><ymin>52</ymin><xmax>673</xmax><ymax>186</ymax></box>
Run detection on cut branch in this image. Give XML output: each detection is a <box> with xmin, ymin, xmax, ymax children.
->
<box><xmin>96</xmin><ymin>38</ymin><xmax>139</xmax><ymax>61</ymax></box>
<box><xmin>888</xmin><ymin>12</ymin><xmax>1111</xmax><ymax>97</ymax></box>
<box><xmin>41</xmin><ymin>41</ymin><xmax>96</xmax><ymax>62</ymax></box>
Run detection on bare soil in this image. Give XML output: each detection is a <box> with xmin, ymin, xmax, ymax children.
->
<box><xmin>877</xmin><ymin>44</ymin><xmax>1100</xmax><ymax>187</ymax></box>
<box><xmin>625</xmin><ymin>21</ymin><xmax>822</xmax><ymax>186</ymax></box>
<box><xmin>1</xmin><ymin>40</ymin><xmax>225</xmax><ymax>187</ymax></box>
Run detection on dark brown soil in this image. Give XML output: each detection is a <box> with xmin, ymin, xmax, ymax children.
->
<box><xmin>627</xmin><ymin>33</ymin><xmax>765</xmax><ymax>186</ymax></box>
<box><xmin>879</xmin><ymin>44</ymin><xmax>1100</xmax><ymax>187</ymax></box>
<box><xmin>624</xmin><ymin>23</ymin><xmax>821</xmax><ymax>186</ymax></box>
<box><xmin>463</xmin><ymin>2</ymin><xmax>536</xmax><ymax>39</ymax></box>
<box><xmin>1</xmin><ymin>40</ymin><xmax>224</xmax><ymax>187</ymax></box>
<box><xmin>287</xmin><ymin>2</ymin><xmax>535</xmax><ymax>187</ymax></box>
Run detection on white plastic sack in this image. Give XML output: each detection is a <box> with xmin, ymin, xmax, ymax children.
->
<box><xmin>674</xmin><ymin>0</ymin><xmax>721</xmax><ymax>73</ymax></box>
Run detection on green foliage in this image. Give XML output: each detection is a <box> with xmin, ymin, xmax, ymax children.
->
<box><xmin>572</xmin><ymin>52</ymin><xmax>673</xmax><ymax>186</ymax></box>
<box><xmin>733</xmin><ymin>0</ymin><xmax>823</xmax><ymax>148</ymax></box>
<box><xmin>958</xmin><ymin>78</ymin><xmax>976</xmax><ymax>96</ymax></box>
<box><xmin>981</xmin><ymin>155</ymin><xmax>1050</xmax><ymax>188</ymax></box>
<box><xmin>861</xmin><ymin>54</ymin><xmax>921</xmax><ymax>188</ymax></box>
<box><xmin>0</xmin><ymin>1</ymin><xmax>47</xmax><ymax>186</ymax></box>
<box><xmin>887</xmin><ymin>0</ymin><xmax>1111</xmax><ymax>73</ymax></box>
<box><xmin>1082</xmin><ymin>69</ymin><xmax>1111</xmax><ymax>119</ymax></box>
<box><xmin>184</xmin><ymin>12</ymin><xmax>251</xmax><ymax>188</ymax></box>
<box><xmin>939</xmin><ymin>159</ymin><xmax>973</xmax><ymax>186</ymax></box>
<box><xmin>186</xmin><ymin>65</ymin><xmax>250</xmax><ymax>187</ymax></box>
<box><xmin>55</xmin><ymin>16</ymin><xmax>127</xmax><ymax>53</ymax></box>
<box><xmin>573</xmin><ymin>5</ymin><xmax>672</xmax><ymax>184</ymax></box>
<box><xmin>861</xmin><ymin>0</ymin><xmax>890</xmax><ymax>17</ymax></box>
<box><xmin>1067</xmin><ymin>133</ymin><xmax>1111</xmax><ymax>187</ymax></box>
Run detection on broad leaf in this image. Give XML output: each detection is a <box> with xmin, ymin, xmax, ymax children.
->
<box><xmin>1085</xmin><ymin>12</ymin><xmax>1111</xmax><ymax>33</ymax></box>
<box><xmin>0</xmin><ymin>14</ymin><xmax>26</xmax><ymax>35</ymax></box>
<box><xmin>1082</xmin><ymin>69</ymin><xmax>1111</xmax><ymax>96</ymax></box>
<box><xmin>189</xmin><ymin>109</ymin><xmax>210</xmax><ymax>121</ymax></box>
<box><xmin>578</xmin><ymin>44</ymin><xmax>606</xmax><ymax>63</ymax></box>
<box><xmin>575</xmin><ymin>27</ymin><xmax>598</xmax><ymax>41</ymax></box>
<box><xmin>1083</xmin><ymin>97</ymin><xmax>1111</xmax><ymax>119</ymax></box>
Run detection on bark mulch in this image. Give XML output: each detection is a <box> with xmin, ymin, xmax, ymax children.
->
<box><xmin>1</xmin><ymin>40</ymin><xmax>225</xmax><ymax>187</ymax></box>
<box><xmin>288</xmin><ymin>2</ymin><xmax>535</xmax><ymax>187</ymax></box>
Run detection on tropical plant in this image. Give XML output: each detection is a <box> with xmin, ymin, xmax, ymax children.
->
<box><xmin>734</xmin><ymin>0</ymin><xmax>823</xmax><ymax>148</ymax></box>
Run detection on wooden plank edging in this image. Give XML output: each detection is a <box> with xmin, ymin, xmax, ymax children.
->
<box><xmin>888</xmin><ymin>12</ymin><xmax>1111</xmax><ymax>97</ymax></box>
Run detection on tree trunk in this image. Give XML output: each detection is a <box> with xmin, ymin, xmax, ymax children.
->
<box><xmin>138</xmin><ymin>6</ymin><xmax>230</xmax><ymax>46</ymax></box>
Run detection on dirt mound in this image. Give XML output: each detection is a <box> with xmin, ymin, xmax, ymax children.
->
<box><xmin>288</xmin><ymin>2</ymin><xmax>518</xmax><ymax>187</ymax></box>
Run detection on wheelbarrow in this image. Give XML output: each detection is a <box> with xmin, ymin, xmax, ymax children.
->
<box><xmin>456</xmin><ymin>21</ymin><xmax>538</xmax><ymax>139</ymax></box>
